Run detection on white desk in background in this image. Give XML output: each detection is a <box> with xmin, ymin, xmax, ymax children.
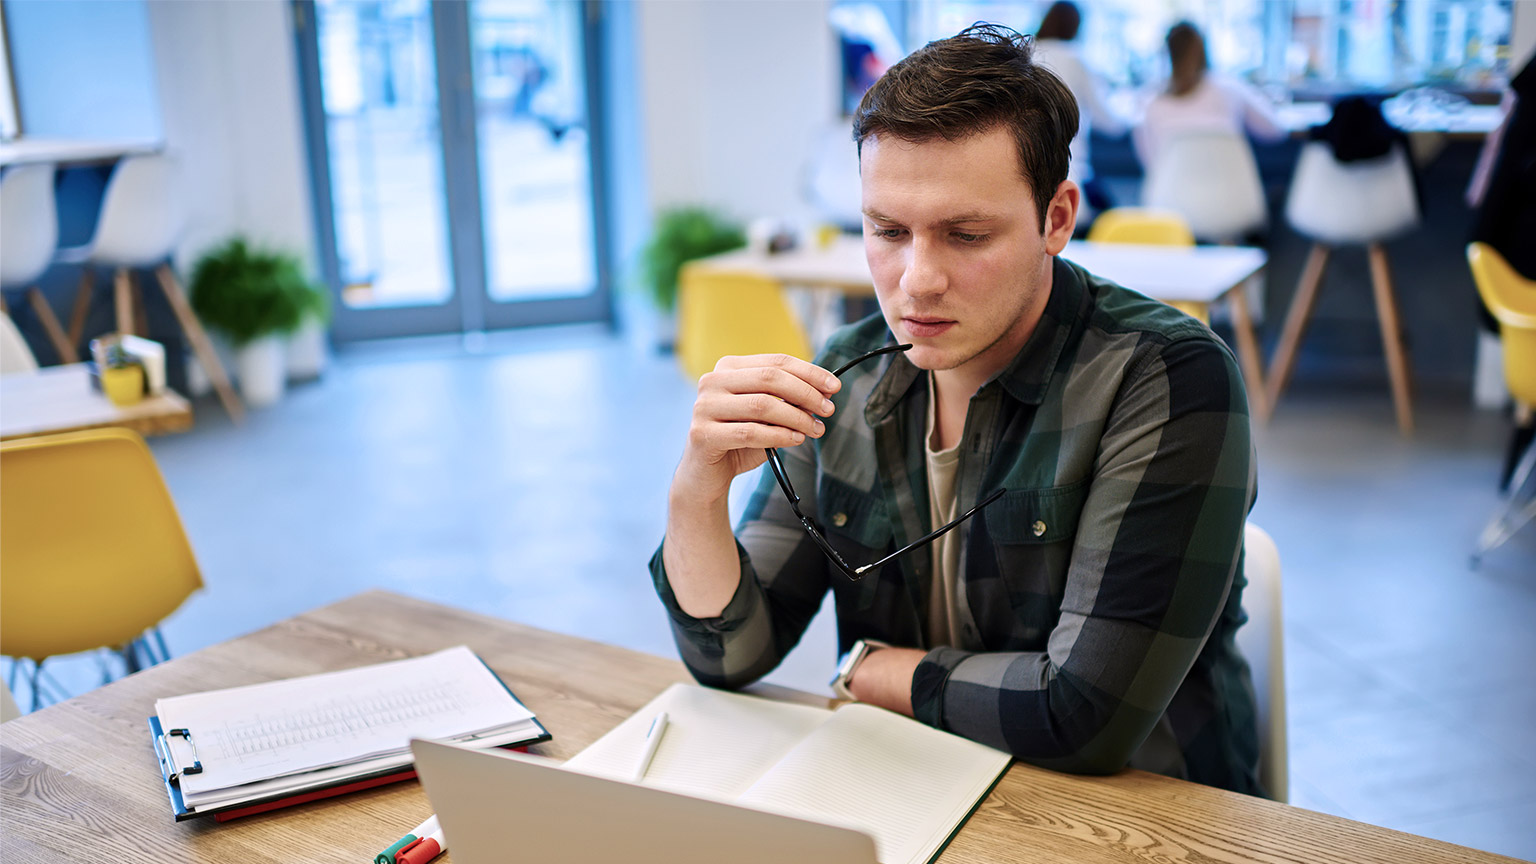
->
<box><xmin>0</xmin><ymin>363</ymin><xmax>191</xmax><ymax>441</ymax></box>
<box><xmin>0</xmin><ymin>138</ymin><xmax>160</xmax><ymax>168</ymax></box>
<box><xmin>1275</xmin><ymin>100</ymin><xmax>1502</xmax><ymax>137</ymax></box>
<box><xmin>690</xmin><ymin>236</ymin><xmax>1271</xmax><ymax>418</ymax></box>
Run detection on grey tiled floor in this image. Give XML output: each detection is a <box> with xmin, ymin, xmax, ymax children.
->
<box><xmin>10</xmin><ymin>324</ymin><xmax>1534</xmax><ymax>860</ymax></box>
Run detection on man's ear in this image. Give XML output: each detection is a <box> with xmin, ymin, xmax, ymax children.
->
<box><xmin>1043</xmin><ymin>181</ymin><xmax>1079</xmax><ymax>256</ymax></box>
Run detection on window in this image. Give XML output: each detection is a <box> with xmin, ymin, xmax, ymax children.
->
<box><xmin>903</xmin><ymin>0</ymin><xmax>1514</xmax><ymax>90</ymax></box>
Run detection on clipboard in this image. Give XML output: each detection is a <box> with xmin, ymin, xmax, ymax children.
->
<box><xmin>147</xmin><ymin>648</ymin><xmax>552</xmax><ymax>821</ymax></box>
<box><xmin>148</xmin><ymin>714</ymin><xmax>550</xmax><ymax>822</ymax></box>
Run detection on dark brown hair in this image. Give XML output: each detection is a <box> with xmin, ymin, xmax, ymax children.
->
<box><xmin>852</xmin><ymin>23</ymin><xmax>1080</xmax><ymax>228</ymax></box>
<box><xmin>1166</xmin><ymin>21</ymin><xmax>1208</xmax><ymax>97</ymax></box>
<box><xmin>1035</xmin><ymin>2</ymin><xmax>1081</xmax><ymax>42</ymax></box>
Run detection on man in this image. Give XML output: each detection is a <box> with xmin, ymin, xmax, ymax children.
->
<box><xmin>651</xmin><ymin>24</ymin><xmax>1260</xmax><ymax>795</ymax></box>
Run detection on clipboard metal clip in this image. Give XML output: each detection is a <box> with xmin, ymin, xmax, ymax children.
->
<box><xmin>158</xmin><ymin>727</ymin><xmax>204</xmax><ymax>784</ymax></box>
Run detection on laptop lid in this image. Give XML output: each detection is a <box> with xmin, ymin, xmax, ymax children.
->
<box><xmin>410</xmin><ymin>739</ymin><xmax>879</xmax><ymax>864</ymax></box>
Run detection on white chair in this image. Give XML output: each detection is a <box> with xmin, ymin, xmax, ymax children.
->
<box><xmin>1143</xmin><ymin>132</ymin><xmax>1268</xmax><ymax>243</ymax></box>
<box><xmin>0</xmin><ymin>163</ymin><xmax>77</xmax><ymax>363</ymax></box>
<box><xmin>1268</xmin><ymin>141</ymin><xmax>1419</xmax><ymax>435</ymax></box>
<box><xmin>1</xmin><ymin>311</ymin><xmax>40</xmax><ymax>375</ymax></box>
<box><xmin>1236</xmin><ymin>522</ymin><xmax>1287</xmax><ymax>802</ymax></box>
<box><xmin>59</xmin><ymin>154</ymin><xmax>243</xmax><ymax>421</ymax></box>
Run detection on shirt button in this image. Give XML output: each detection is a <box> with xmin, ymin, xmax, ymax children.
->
<box><xmin>832</xmin><ymin>513</ymin><xmax>848</xmax><ymax>528</ymax></box>
<box><xmin>1032</xmin><ymin>520</ymin><xmax>1047</xmax><ymax>537</ymax></box>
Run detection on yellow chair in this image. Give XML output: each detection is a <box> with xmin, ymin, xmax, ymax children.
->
<box><xmin>1</xmin><ymin>428</ymin><xmax>203</xmax><ymax>709</ymax></box>
<box><xmin>1087</xmin><ymin>207</ymin><xmax>1198</xmax><ymax>247</ymax></box>
<box><xmin>1087</xmin><ymin>208</ymin><xmax>1208</xmax><ymax>325</ymax></box>
<box><xmin>675</xmin><ymin>264</ymin><xmax>813</xmax><ymax>380</ymax></box>
<box><xmin>1467</xmin><ymin>243</ymin><xmax>1536</xmax><ymax>564</ymax></box>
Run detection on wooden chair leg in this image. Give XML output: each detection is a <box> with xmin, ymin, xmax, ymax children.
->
<box><xmin>153</xmin><ymin>263</ymin><xmax>244</xmax><ymax>423</ymax></box>
<box><xmin>68</xmin><ymin>267</ymin><xmax>95</xmax><ymax>347</ymax></box>
<box><xmin>1225</xmin><ymin>284</ymin><xmax>1269</xmax><ymax>421</ymax></box>
<box><xmin>25</xmin><ymin>287</ymin><xmax>80</xmax><ymax>363</ymax></box>
<box><xmin>131</xmin><ymin>278</ymin><xmax>150</xmax><ymax>338</ymax></box>
<box><xmin>1367</xmin><ymin>243</ymin><xmax>1414</xmax><ymax>436</ymax></box>
<box><xmin>114</xmin><ymin>268</ymin><xmax>135</xmax><ymax>336</ymax></box>
<box><xmin>1266</xmin><ymin>243</ymin><xmax>1330</xmax><ymax>412</ymax></box>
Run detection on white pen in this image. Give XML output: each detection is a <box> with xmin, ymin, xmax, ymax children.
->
<box><xmin>632</xmin><ymin>711</ymin><xmax>669</xmax><ymax>783</ymax></box>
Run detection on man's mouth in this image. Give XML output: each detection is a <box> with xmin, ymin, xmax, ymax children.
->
<box><xmin>902</xmin><ymin>317</ymin><xmax>956</xmax><ymax>337</ymax></box>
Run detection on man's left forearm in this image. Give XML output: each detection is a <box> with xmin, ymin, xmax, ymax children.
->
<box><xmin>846</xmin><ymin>646</ymin><xmax>925</xmax><ymax>716</ymax></box>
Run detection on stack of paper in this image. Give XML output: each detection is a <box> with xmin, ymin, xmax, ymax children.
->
<box><xmin>151</xmin><ymin>646</ymin><xmax>549</xmax><ymax>820</ymax></box>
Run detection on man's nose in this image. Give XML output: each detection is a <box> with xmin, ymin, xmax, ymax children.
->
<box><xmin>900</xmin><ymin>236</ymin><xmax>947</xmax><ymax>299</ymax></box>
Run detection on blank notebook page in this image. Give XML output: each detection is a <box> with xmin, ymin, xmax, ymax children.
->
<box><xmin>563</xmin><ymin>683</ymin><xmax>830</xmax><ymax>801</ymax></box>
<box><xmin>736</xmin><ymin>704</ymin><xmax>1010</xmax><ymax>864</ymax></box>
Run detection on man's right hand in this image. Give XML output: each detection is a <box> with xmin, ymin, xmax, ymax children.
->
<box><xmin>673</xmin><ymin>353</ymin><xmax>841</xmax><ymax>505</ymax></box>
<box><xmin>663</xmin><ymin>353</ymin><xmax>840</xmax><ymax>619</ymax></box>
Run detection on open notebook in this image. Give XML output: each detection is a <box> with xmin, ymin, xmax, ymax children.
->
<box><xmin>563</xmin><ymin>684</ymin><xmax>1012</xmax><ymax>864</ymax></box>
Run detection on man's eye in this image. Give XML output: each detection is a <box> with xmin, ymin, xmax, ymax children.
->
<box><xmin>954</xmin><ymin>232</ymin><xmax>987</xmax><ymax>244</ymax></box>
<box><xmin>873</xmin><ymin>228</ymin><xmax>904</xmax><ymax>240</ymax></box>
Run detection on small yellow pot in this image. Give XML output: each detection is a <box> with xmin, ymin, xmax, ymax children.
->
<box><xmin>102</xmin><ymin>365</ymin><xmax>145</xmax><ymax>407</ymax></box>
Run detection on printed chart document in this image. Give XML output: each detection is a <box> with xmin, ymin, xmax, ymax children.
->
<box><xmin>150</xmin><ymin>646</ymin><xmax>549</xmax><ymax>820</ymax></box>
<box><xmin>563</xmin><ymin>684</ymin><xmax>1012</xmax><ymax>864</ymax></box>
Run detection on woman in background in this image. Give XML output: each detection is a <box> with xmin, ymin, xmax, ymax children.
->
<box><xmin>1031</xmin><ymin>1</ymin><xmax>1126</xmax><ymax>213</ymax></box>
<box><xmin>1134</xmin><ymin>21</ymin><xmax>1284</xmax><ymax>170</ymax></box>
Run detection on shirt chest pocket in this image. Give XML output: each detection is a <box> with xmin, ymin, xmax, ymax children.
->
<box><xmin>973</xmin><ymin>479</ymin><xmax>1091</xmax><ymax>642</ymax></box>
<box><xmin>818</xmin><ymin>475</ymin><xmax>893</xmax><ymax>610</ymax></box>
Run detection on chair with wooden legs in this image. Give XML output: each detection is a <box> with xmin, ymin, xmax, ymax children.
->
<box><xmin>1268</xmin><ymin>141</ymin><xmax>1419</xmax><ymax>434</ymax></box>
<box><xmin>58</xmin><ymin>154</ymin><xmax>243</xmax><ymax>422</ymax></box>
<box><xmin>0</xmin><ymin>163</ymin><xmax>78</xmax><ymax>363</ymax></box>
<box><xmin>1142</xmin><ymin>132</ymin><xmax>1268</xmax><ymax>244</ymax></box>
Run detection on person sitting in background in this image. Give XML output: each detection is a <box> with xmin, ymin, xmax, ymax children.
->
<box><xmin>1031</xmin><ymin>1</ymin><xmax>1127</xmax><ymax>214</ymax></box>
<box><xmin>1133</xmin><ymin>21</ymin><xmax>1284</xmax><ymax>170</ymax></box>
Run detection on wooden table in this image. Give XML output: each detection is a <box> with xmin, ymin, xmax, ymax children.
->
<box><xmin>0</xmin><ymin>363</ymin><xmax>192</xmax><ymax>440</ymax></box>
<box><xmin>0</xmin><ymin>590</ymin><xmax>1514</xmax><ymax>864</ymax></box>
<box><xmin>692</xmin><ymin>236</ymin><xmax>1271</xmax><ymax>418</ymax></box>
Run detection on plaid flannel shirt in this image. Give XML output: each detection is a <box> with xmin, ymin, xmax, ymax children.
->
<box><xmin>651</xmin><ymin>256</ymin><xmax>1262</xmax><ymax>794</ymax></box>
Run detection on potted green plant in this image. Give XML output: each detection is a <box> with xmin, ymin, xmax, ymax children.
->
<box><xmin>638</xmin><ymin>207</ymin><xmax>746</xmax><ymax>348</ymax></box>
<box><xmin>189</xmin><ymin>238</ymin><xmax>329</xmax><ymax>407</ymax></box>
<box><xmin>98</xmin><ymin>339</ymin><xmax>145</xmax><ymax>407</ymax></box>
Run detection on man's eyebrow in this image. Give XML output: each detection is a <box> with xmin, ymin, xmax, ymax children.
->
<box><xmin>941</xmin><ymin>212</ymin><xmax>1002</xmax><ymax>224</ymax></box>
<box><xmin>861</xmin><ymin>209</ymin><xmax>1001</xmax><ymax>225</ymax></box>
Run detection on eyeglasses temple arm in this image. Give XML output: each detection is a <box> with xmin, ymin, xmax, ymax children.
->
<box><xmin>830</xmin><ymin>343</ymin><xmax>913</xmax><ymax>377</ymax></box>
<box><xmin>853</xmin><ymin>487</ymin><xmax>1008</xmax><ymax>575</ymax></box>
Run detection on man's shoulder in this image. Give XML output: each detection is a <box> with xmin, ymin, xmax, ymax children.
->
<box><xmin>1061</xmin><ymin>258</ymin><xmax>1240</xmax><ymax>378</ymax></box>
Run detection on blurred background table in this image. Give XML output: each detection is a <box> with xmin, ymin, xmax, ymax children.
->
<box><xmin>0</xmin><ymin>363</ymin><xmax>191</xmax><ymax>441</ymax></box>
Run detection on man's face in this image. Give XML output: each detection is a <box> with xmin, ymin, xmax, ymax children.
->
<box><xmin>860</xmin><ymin>127</ymin><xmax>1075</xmax><ymax>383</ymax></box>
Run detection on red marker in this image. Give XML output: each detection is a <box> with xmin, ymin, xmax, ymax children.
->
<box><xmin>396</xmin><ymin>828</ymin><xmax>446</xmax><ymax>864</ymax></box>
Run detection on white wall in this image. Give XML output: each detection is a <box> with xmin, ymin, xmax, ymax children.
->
<box><xmin>636</xmin><ymin>0</ymin><xmax>839</xmax><ymax>226</ymax></box>
<box><xmin>145</xmin><ymin>0</ymin><xmax>315</xmax><ymax>273</ymax></box>
<box><xmin>6</xmin><ymin>0</ymin><xmax>162</xmax><ymax>140</ymax></box>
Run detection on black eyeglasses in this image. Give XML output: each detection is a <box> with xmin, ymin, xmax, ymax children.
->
<box><xmin>765</xmin><ymin>343</ymin><xmax>1007</xmax><ymax>581</ymax></box>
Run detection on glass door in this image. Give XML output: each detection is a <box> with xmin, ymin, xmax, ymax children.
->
<box><xmin>294</xmin><ymin>0</ymin><xmax>608</xmax><ymax>341</ymax></box>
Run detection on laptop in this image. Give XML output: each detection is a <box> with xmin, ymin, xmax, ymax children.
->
<box><xmin>411</xmin><ymin>739</ymin><xmax>879</xmax><ymax>864</ymax></box>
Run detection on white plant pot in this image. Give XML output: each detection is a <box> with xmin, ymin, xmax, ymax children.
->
<box><xmin>286</xmin><ymin>317</ymin><xmax>329</xmax><ymax>381</ymax></box>
<box><xmin>237</xmin><ymin>336</ymin><xmax>287</xmax><ymax>407</ymax></box>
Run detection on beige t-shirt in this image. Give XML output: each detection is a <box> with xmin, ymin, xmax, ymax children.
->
<box><xmin>925</xmin><ymin>374</ymin><xmax>963</xmax><ymax>648</ymax></box>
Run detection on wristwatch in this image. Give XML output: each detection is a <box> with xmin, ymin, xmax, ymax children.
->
<box><xmin>830</xmin><ymin>638</ymin><xmax>889</xmax><ymax>700</ymax></box>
